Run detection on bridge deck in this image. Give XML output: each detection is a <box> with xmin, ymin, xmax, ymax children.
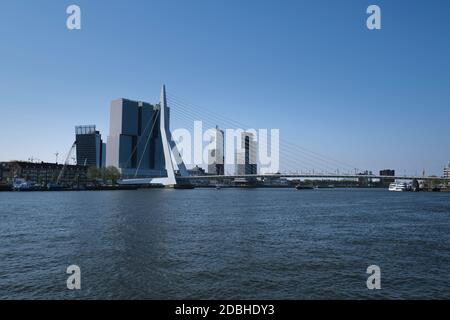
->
<box><xmin>179</xmin><ymin>174</ymin><xmax>450</xmax><ymax>181</ymax></box>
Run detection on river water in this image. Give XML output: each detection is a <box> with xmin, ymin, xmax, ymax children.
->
<box><xmin>0</xmin><ymin>188</ymin><xmax>449</xmax><ymax>299</ymax></box>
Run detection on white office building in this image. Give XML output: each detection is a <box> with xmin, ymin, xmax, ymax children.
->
<box><xmin>208</xmin><ymin>126</ymin><xmax>225</xmax><ymax>175</ymax></box>
<box><xmin>444</xmin><ymin>163</ymin><xmax>450</xmax><ymax>178</ymax></box>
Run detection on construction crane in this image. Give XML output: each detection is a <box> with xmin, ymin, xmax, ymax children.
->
<box><xmin>56</xmin><ymin>141</ymin><xmax>77</xmax><ymax>186</ymax></box>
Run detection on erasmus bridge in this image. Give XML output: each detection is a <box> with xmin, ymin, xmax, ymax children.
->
<box><xmin>122</xmin><ymin>86</ymin><xmax>448</xmax><ymax>186</ymax></box>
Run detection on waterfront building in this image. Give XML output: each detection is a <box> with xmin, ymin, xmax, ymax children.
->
<box><xmin>106</xmin><ymin>86</ymin><xmax>189</xmax><ymax>186</ymax></box>
<box><xmin>208</xmin><ymin>126</ymin><xmax>225</xmax><ymax>175</ymax></box>
<box><xmin>101</xmin><ymin>143</ymin><xmax>106</xmax><ymax>168</ymax></box>
<box><xmin>380</xmin><ymin>169</ymin><xmax>395</xmax><ymax>184</ymax></box>
<box><xmin>444</xmin><ymin>163</ymin><xmax>450</xmax><ymax>178</ymax></box>
<box><xmin>106</xmin><ymin>98</ymin><xmax>166</xmax><ymax>178</ymax></box>
<box><xmin>265</xmin><ymin>177</ymin><xmax>290</xmax><ymax>187</ymax></box>
<box><xmin>188</xmin><ymin>165</ymin><xmax>206</xmax><ymax>176</ymax></box>
<box><xmin>235</xmin><ymin>131</ymin><xmax>258</xmax><ymax>175</ymax></box>
<box><xmin>0</xmin><ymin>161</ymin><xmax>88</xmax><ymax>187</ymax></box>
<box><xmin>75</xmin><ymin>125</ymin><xmax>105</xmax><ymax>168</ymax></box>
<box><xmin>357</xmin><ymin>170</ymin><xmax>374</xmax><ymax>187</ymax></box>
<box><xmin>0</xmin><ymin>162</ymin><xmax>8</xmax><ymax>182</ymax></box>
<box><xmin>186</xmin><ymin>165</ymin><xmax>210</xmax><ymax>186</ymax></box>
<box><xmin>380</xmin><ymin>169</ymin><xmax>395</xmax><ymax>177</ymax></box>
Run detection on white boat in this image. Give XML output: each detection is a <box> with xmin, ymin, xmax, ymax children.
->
<box><xmin>389</xmin><ymin>182</ymin><xmax>408</xmax><ymax>192</ymax></box>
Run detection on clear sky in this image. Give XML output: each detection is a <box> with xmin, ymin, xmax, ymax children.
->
<box><xmin>0</xmin><ymin>0</ymin><xmax>449</xmax><ymax>175</ymax></box>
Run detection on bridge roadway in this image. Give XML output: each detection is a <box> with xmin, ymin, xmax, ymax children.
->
<box><xmin>178</xmin><ymin>173</ymin><xmax>450</xmax><ymax>181</ymax></box>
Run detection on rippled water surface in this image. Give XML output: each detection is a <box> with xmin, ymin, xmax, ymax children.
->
<box><xmin>0</xmin><ymin>188</ymin><xmax>449</xmax><ymax>299</ymax></box>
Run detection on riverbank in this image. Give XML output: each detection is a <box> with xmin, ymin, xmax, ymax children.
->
<box><xmin>1</xmin><ymin>185</ymin><xmax>449</xmax><ymax>192</ymax></box>
<box><xmin>0</xmin><ymin>184</ymin><xmax>165</xmax><ymax>192</ymax></box>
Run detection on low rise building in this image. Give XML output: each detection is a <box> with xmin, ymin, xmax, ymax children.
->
<box><xmin>187</xmin><ymin>165</ymin><xmax>206</xmax><ymax>176</ymax></box>
<box><xmin>0</xmin><ymin>161</ymin><xmax>88</xmax><ymax>187</ymax></box>
<box><xmin>380</xmin><ymin>169</ymin><xmax>395</xmax><ymax>184</ymax></box>
<box><xmin>380</xmin><ymin>169</ymin><xmax>395</xmax><ymax>177</ymax></box>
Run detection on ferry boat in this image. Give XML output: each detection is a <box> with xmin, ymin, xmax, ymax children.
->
<box><xmin>389</xmin><ymin>182</ymin><xmax>408</xmax><ymax>192</ymax></box>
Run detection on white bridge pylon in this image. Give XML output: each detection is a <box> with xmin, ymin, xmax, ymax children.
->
<box><xmin>121</xmin><ymin>85</ymin><xmax>189</xmax><ymax>186</ymax></box>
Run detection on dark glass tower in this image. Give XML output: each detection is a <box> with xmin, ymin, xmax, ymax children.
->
<box><xmin>75</xmin><ymin>125</ymin><xmax>105</xmax><ymax>168</ymax></box>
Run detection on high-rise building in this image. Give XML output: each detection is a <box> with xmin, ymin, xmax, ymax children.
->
<box><xmin>106</xmin><ymin>86</ymin><xmax>189</xmax><ymax>186</ymax></box>
<box><xmin>75</xmin><ymin>125</ymin><xmax>105</xmax><ymax>168</ymax></box>
<box><xmin>106</xmin><ymin>98</ymin><xmax>166</xmax><ymax>178</ymax></box>
<box><xmin>208</xmin><ymin>126</ymin><xmax>225</xmax><ymax>175</ymax></box>
<box><xmin>235</xmin><ymin>131</ymin><xmax>257</xmax><ymax>175</ymax></box>
<box><xmin>101</xmin><ymin>143</ymin><xmax>106</xmax><ymax>168</ymax></box>
<box><xmin>444</xmin><ymin>163</ymin><xmax>450</xmax><ymax>178</ymax></box>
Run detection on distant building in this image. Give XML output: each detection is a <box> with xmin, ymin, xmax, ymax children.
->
<box><xmin>235</xmin><ymin>131</ymin><xmax>257</xmax><ymax>175</ymax></box>
<box><xmin>106</xmin><ymin>98</ymin><xmax>166</xmax><ymax>178</ymax></box>
<box><xmin>188</xmin><ymin>165</ymin><xmax>206</xmax><ymax>176</ymax></box>
<box><xmin>444</xmin><ymin>163</ymin><xmax>450</xmax><ymax>178</ymax></box>
<box><xmin>357</xmin><ymin>170</ymin><xmax>374</xmax><ymax>186</ymax></box>
<box><xmin>101</xmin><ymin>143</ymin><xmax>106</xmax><ymax>168</ymax></box>
<box><xmin>263</xmin><ymin>177</ymin><xmax>290</xmax><ymax>187</ymax></box>
<box><xmin>380</xmin><ymin>169</ymin><xmax>395</xmax><ymax>185</ymax></box>
<box><xmin>208</xmin><ymin>126</ymin><xmax>225</xmax><ymax>175</ymax></box>
<box><xmin>0</xmin><ymin>162</ymin><xmax>8</xmax><ymax>182</ymax></box>
<box><xmin>75</xmin><ymin>125</ymin><xmax>105</xmax><ymax>168</ymax></box>
<box><xmin>186</xmin><ymin>166</ymin><xmax>211</xmax><ymax>186</ymax></box>
<box><xmin>380</xmin><ymin>169</ymin><xmax>395</xmax><ymax>177</ymax></box>
<box><xmin>0</xmin><ymin>161</ymin><xmax>87</xmax><ymax>186</ymax></box>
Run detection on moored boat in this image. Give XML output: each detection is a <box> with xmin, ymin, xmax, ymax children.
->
<box><xmin>295</xmin><ymin>185</ymin><xmax>314</xmax><ymax>190</ymax></box>
<box><xmin>389</xmin><ymin>182</ymin><xmax>408</xmax><ymax>192</ymax></box>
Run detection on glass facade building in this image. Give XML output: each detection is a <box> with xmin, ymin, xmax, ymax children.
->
<box><xmin>106</xmin><ymin>98</ymin><xmax>167</xmax><ymax>178</ymax></box>
<box><xmin>235</xmin><ymin>132</ymin><xmax>258</xmax><ymax>175</ymax></box>
<box><xmin>208</xmin><ymin>126</ymin><xmax>225</xmax><ymax>175</ymax></box>
<box><xmin>75</xmin><ymin>125</ymin><xmax>105</xmax><ymax>168</ymax></box>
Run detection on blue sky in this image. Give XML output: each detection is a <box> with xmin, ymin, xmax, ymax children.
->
<box><xmin>0</xmin><ymin>0</ymin><xmax>449</xmax><ymax>175</ymax></box>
